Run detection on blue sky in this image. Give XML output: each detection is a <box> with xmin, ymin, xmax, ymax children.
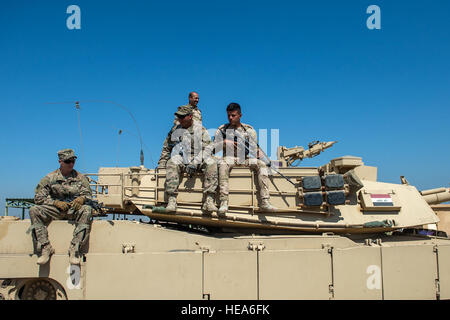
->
<box><xmin>1</xmin><ymin>0</ymin><xmax>449</xmax><ymax>215</ymax></box>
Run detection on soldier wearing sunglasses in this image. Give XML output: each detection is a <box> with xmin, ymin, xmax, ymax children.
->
<box><xmin>157</xmin><ymin>105</ymin><xmax>218</xmax><ymax>212</ymax></box>
<box><xmin>29</xmin><ymin>149</ymin><xmax>93</xmax><ymax>266</ymax></box>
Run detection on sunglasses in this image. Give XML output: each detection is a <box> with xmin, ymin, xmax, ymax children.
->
<box><xmin>176</xmin><ymin>114</ymin><xmax>188</xmax><ymax>119</ymax></box>
<box><xmin>64</xmin><ymin>159</ymin><xmax>76</xmax><ymax>164</ymax></box>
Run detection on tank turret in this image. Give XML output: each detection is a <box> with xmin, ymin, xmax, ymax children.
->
<box><xmin>90</xmin><ymin>141</ymin><xmax>442</xmax><ymax>235</ymax></box>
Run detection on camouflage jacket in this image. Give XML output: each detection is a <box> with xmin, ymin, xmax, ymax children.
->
<box><xmin>173</xmin><ymin>104</ymin><xmax>202</xmax><ymax>127</ymax></box>
<box><xmin>34</xmin><ymin>169</ymin><xmax>92</xmax><ymax>206</ymax></box>
<box><xmin>212</xmin><ymin>123</ymin><xmax>258</xmax><ymax>159</ymax></box>
<box><xmin>158</xmin><ymin>123</ymin><xmax>212</xmax><ymax>166</ymax></box>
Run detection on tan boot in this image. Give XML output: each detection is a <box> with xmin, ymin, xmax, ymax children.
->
<box><xmin>166</xmin><ymin>196</ymin><xmax>177</xmax><ymax>212</ymax></box>
<box><xmin>260</xmin><ymin>199</ymin><xmax>277</xmax><ymax>212</ymax></box>
<box><xmin>37</xmin><ymin>244</ymin><xmax>55</xmax><ymax>265</ymax></box>
<box><xmin>69</xmin><ymin>244</ymin><xmax>81</xmax><ymax>265</ymax></box>
<box><xmin>202</xmin><ymin>195</ymin><xmax>218</xmax><ymax>212</ymax></box>
<box><xmin>218</xmin><ymin>200</ymin><xmax>228</xmax><ymax>215</ymax></box>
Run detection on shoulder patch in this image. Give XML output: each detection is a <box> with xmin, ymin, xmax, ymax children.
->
<box><xmin>47</xmin><ymin>170</ymin><xmax>60</xmax><ymax>181</ymax></box>
<box><xmin>218</xmin><ymin>124</ymin><xmax>228</xmax><ymax>130</ymax></box>
<box><xmin>74</xmin><ymin>170</ymin><xmax>86</xmax><ymax>179</ymax></box>
<box><xmin>241</xmin><ymin>123</ymin><xmax>255</xmax><ymax>130</ymax></box>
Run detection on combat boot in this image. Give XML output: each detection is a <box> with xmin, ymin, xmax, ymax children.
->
<box><xmin>166</xmin><ymin>196</ymin><xmax>177</xmax><ymax>212</ymax></box>
<box><xmin>260</xmin><ymin>199</ymin><xmax>277</xmax><ymax>212</ymax></box>
<box><xmin>37</xmin><ymin>243</ymin><xmax>55</xmax><ymax>265</ymax></box>
<box><xmin>218</xmin><ymin>201</ymin><xmax>228</xmax><ymax>215</ymax></box>
<box><xmin>202</xmin><ymin>195</ymin><xmax>218</xmax><ymax>212</ymax></box>
<box><xmin>69</xmin><ymin>244</ymin><xmax>81</xmax><ymax>265</ymax></box>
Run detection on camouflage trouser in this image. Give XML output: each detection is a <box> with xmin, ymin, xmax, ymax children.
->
<box><xmin>29</xmin><ymin>204</ymin><xmax>92</xmax><ymax>251</ymax></box>
<box><xmin>165</xmin><ymin>155</ymin><xmax>218</xmax><ymax>196</ymax></box>
<box><xmin>219</xmin><ymin>156</ymin><xmax>270</xmax><ymax>201</ymax></box>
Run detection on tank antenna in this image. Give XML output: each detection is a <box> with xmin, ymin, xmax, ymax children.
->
<box><xmin>88</xmin><ymin>100</ymin><xmax>144</xmax><ymax>167</ymax></box>
<box><xmin>117</xmin><ymin>129</ymin><xmax>122</xmax><ymax>167</ymax></box>
<box><xmin>75</xmin><ymin>101</ymin><xmax>85</xmax><ymax>167</ymax></box>
<box><xmin>46</xmin><ymin>100</ymin><xmax>145</xmax><ymax>167</ymax></box>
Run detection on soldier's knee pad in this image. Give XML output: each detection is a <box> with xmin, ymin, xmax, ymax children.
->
<box><xmin>256</xmin><ymin>159</ymin><xmax>268</xmax><ymax>167</ymax></box>
<box><xmin>80</xmin><ymin>204</ymin><xmax>92</xmax><ymax>213</ymax></box>
<box><xmin>168</xmin><ymin>155</ymin><xmax>184</xmax><ymax>166</ymax></box>
<box><xmin>218</xmin><ymin>162</ymin><xmax>230</xmax><ymax>172</ymax></box>
<box><xmin>77</xmin><ymin>205</ymin><xmax>93</xmax><ymax>223</ymax></box>
<box><xmin>166</xmin><ymin>160</ymin><xmax>176</xmax><ymax>169</ymax></box>
<box><xmin>204</xmin><ymin>157</ymin><xmax>217</xmax><ymax>165</ymax></box>
<box><xmin>259</xmin><ymin>167</ymin><xmax>269</xmax><ymax>176</ymax></box>
<box><xmin>205</xmin><ymin>163</ymin><xmax>218</xmax><ymax>174</ymax></box>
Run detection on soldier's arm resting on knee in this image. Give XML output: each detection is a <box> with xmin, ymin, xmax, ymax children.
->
<box><xmin>245</xmin><ymin>126</ymin><xmax>264</xmax><ymax>160</ymax></box>
<box><xmin>34</xmin><ymin>176</ymin><xmax>56</xmax><ymax>206</ymax></box>
<box><xmin>69</xmin><ymin>174</ymin><xmax>93</xmax><ymax>210</ymax></box>
<box><xmin>79</xmin><ymin>174</ymin><xmax>93</xmax><ymax>199</ymax></box>
<box><xmin>198</xmin><ymin>128</ymin><xmax>214</xmax><ymax>163</ymax></box>
<box><xmin>157</xmin><ymin>130</ymin><xmax>175</xmax><ymax>167</ymax></box>
<box><xmin>35</xmin><ymin>176</ymin><xmax>70</xmax><ymax>211</ymax></box>
<box><xmin>208</xmin><ymin>127</ymin><xmax>225</xmax><ymax>157</ymax></box>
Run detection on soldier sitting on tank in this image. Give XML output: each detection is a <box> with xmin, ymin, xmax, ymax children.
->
<box><xmin>29</xmin><ymin>149</ymin><xmax>93</xmax><ymax>266</ymax></box>
<box><xmin>158</xmin><ymin>105</ymin><xmax>218</xmax><ymax>212</ymax></box>
<box><xmin>212</xmin><ymin>102</ymin><xmax>276</xmax><ymax>214</ymax></box>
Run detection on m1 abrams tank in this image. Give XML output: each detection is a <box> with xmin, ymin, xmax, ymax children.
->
<box><xmin>1</xmin><ymin>141</ymin><xmax>449</xmax><ymax>300</ymax></box>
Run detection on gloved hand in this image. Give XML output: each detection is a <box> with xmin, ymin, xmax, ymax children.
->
<box><xmin>70</xmin><ymin>196</ymin><xmax>86</xmax><ymax>211</ymax></box>
<box><xmin>54</xmin><ymin>200</ymin><xmax>70</xmax><ymax>212</ymax></box>
<box><xmin>185</xmin><ymin>162</ymin><xmax>197</xmax><ymax>176</ymax></box>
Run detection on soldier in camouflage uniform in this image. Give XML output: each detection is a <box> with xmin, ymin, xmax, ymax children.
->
<box><xmin>159</xmin><ymin>105</ymin><xmax>218</xmax><ymax>212</ymax></box>
<box><xmin>212</xmin><ymin>103</ymin><xmax>276</xmax><ymax>214</ymax></box>
<box><xmin>159</xmin><ymin>92</ymin><xmax>202</xmax><ymax>167</ymax></box>
<box><xmin>29</xmin><ymin>149</ymin><xmax>93</xmax><ymax>265</ymax></box>
<box><xmin>171</xmin><ymin>91</ymin><xmax>202</xmax><ymax>129</ymax></box>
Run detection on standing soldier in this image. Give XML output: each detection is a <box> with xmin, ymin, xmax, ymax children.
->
<box><xmin>172</xmin><ymin>91</ymin><xmax>202</xmax><ymax>127</ymax></box>
<box><xmin>213</xmin><ymin>103</ymin><xmax>276</xmax><ymax>214</ymax></box>
<box><xmin>160</xmin><ymin>92</ymin><xmax>203</xmax><ymax>167</ymax></box>
<box><xmin>159</xmin><ymin>105</ymin><xmax>218</xmax><ymax>212</ymax></box>
<box><xmin>29</xmin><ymin>149</ymin><xmax>93</xmax><ymax>265</ymax></box>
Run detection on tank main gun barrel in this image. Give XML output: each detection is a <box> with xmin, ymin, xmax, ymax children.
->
<box><xmin>421</xmin><ymin>187</ymin><xmax>450</xmax><ymax>205</ymax></box>
<box><xmin>277</xmin><ymin>141</ymin><xmax>337</xmax><ymax>167</ymax></box>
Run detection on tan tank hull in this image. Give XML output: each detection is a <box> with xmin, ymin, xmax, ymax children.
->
<box><xmin>1</xmin><ymin>218</ymin><xmax>450</xmax><ymax>300</ymax></box>
<box><xmin>1</xmin><ymin>154</ymin><xmax>449</xmax><ymax>300</ymax></box>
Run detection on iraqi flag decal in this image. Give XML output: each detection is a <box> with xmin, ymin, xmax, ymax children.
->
<box><xmin>370</xmin><ymin>194</ymin><xmax>393</xmax><ymax>206</ymax></box>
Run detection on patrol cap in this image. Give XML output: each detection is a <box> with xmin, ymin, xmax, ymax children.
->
<box><xmin>174</xmin><ymin>105</ymin><xmax>193</xmax><ymax>117</ymax></box>
<box><xmin>58</xmin><ymin>149</ymin><xmax>77</xmax><ymax>161</ymax></box>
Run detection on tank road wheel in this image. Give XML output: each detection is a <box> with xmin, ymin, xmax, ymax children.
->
<box><xmin>0</xmin><ymin>279</ymin><xmax>15</xmax><ymax>300</ymax></box>
<box><xmin>22</xmin><ymin>279</ymin><xmax>57</xmax><ymax>300</ymax></box>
